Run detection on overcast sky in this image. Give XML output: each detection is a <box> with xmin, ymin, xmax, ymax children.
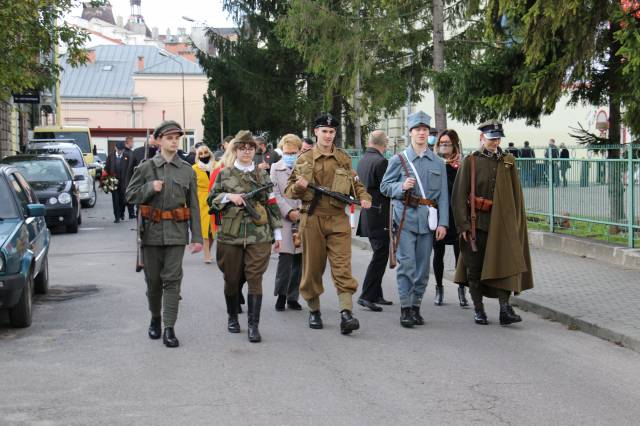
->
<box><xmin>70</xmin><ymin>0</ymin><xmax>236</xmax><ymax>32</ymax></box>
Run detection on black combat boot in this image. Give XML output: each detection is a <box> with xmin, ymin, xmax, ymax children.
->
<box><xmin>400</xmin><ymin>307</ymin><xmax>416</xmax><ymax>328</ymax></box>
<box><xmin>163</xmin><ymin>327</ymin><xmax>179</xmax><ymax>348</ymax></box>
<box><xmin>225</xmin><ymin>295</ymin><xmax>240</xmax><ymax>333</ymax></box>
<box><xmin>474</xmin><ymin>309</ymin><xmax>489</xmax><ymax>325</ymax></box>
<box><xmin>308</xmin><ymin>311</ymin><xmax>323</xmax><ymax>329</ymax></box>
<box><xmin>247</xmin><ymin>294</ymin><xmax>262</xmax><ymax>343</ymax></box>
<box><xmin>434</xmin><ymin>284</ymin><xmax>444</xmax><ymax>306</ymax></box>
<box><xmin>340</xmin><ymin>310</ymin><xmax>360</xmax><ymax>335</ymax></box>
<box><xmin>411</xmin><ymin>306</ymin><xmax>425</xmax><ymax>325</ymax></box>
<box><xmin>275</xmin><ymin>294</ymin><xmax>286</xmax><ymax>311</ymax></box>
<box><xmin>499</xmin><ymin>304</ymin><xmax>522</xmax><ymax>325</ymax></box>
<box><xmin>458</xmin><ymin>285</ymin><xmax>469</xmax><ymax>307</ymax></box>
<box><xmin>148</xmin><ymin>316</ymin><xmax>161</xmax><ymax>340</ymax></box>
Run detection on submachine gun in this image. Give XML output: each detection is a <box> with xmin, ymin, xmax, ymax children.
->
<box><xmin>208</xmin><ymin>183</ymin><xmax>274</xmax><ymax>221</ymax></box>
<box><xmin>306</xmin><ymin>183</ymin><xmax>382</xmax><ymax>216</ymax></box>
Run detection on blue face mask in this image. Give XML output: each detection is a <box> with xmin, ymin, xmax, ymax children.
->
<box><xmin>283</xmin><ymin>154</ymin><xmax>298</xmax><ymax>168</ymax></box>
<box><xmin>428</xmin><ymin>135</ymin><xmax>437</xmax><ymax>146</ymax></box>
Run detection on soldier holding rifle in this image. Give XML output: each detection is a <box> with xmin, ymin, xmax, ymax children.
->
<box><xmin>451</xmin><ymin>121</ymin><xmax>533</xmax><ymax>326</ymax></box>
<box><xmin>126</xmin><ymin>120</ymin><xmax>203</xmax><ymax>348</ymax></box>
<box><xmin>380</xmin><ymin>111</ymin><xmax>449</xmax><ymax>328</ymax></box>
<box><xmin>285</xmin><ymin>114</ymin><xmax>372</xmax><ymax>335</ymax></box>
<box><xmin>208</xmin><ymin>131</ymin><xmax>283</xmax><ymax>343</ymax></box>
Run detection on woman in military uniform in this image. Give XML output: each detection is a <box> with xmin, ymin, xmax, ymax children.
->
<box><xmin>208</xmin><ymin>131</ymin><xmax>283</xmax><ymax>343</ymax></box>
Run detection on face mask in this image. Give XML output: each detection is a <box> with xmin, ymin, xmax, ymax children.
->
<box><xmin>199</xmin><ymin>156</ymin><xmax>211</xmax><ymax>164</ymax></box>
<box><xmin>283</xmin><ymin>154</ymin><xmax>298</xmax><ymax>168</ymax></box>
<box><xmin>428</xmin><ymin>135</ymin><xmax>437</xmax><ymax>146</ymax></box>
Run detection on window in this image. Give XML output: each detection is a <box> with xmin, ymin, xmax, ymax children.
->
<box><xmin>32</xmin><ymin>132</ymin><xmax>91</xmax><ymax>153</ymax></box>
<box><xmin>7</xmin><ymin>174</ymin><xmax>29</xmax><ymax>213</ymax></box>
<box><xmin>13</xmin><ymin>173</ymin><xmax>37</xmax><ymax>203</ymax></box>
<box><xmin>0</xmin><ymin>177</ymin><xmax>19</xmax><ymax>218</ymax></box>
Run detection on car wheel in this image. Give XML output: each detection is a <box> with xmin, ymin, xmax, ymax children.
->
<box><xmin>81</xmin><ymin>182</ymin><xmax>97</xmax><ymax>208</ymax></box>
<box><xmin>9</xmin><ymin>271</ymin><xmax>33</xmax><ymax>328</ymax></box>
<box><xmin>34</xmin><ymin>255</ymin><xmax>49</xmax><ymax>295</ymax></box>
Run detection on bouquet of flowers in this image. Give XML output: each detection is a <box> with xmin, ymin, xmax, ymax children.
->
<box><xmin>100</xmin><ymin>175</ymin><xmax>119</xmax><ymax>194</ymax></box>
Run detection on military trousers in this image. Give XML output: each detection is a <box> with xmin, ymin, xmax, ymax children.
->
<box><xmin>396</xmin><ymin>228</ymin><xmax>433</xmax><ymax>308</ymax></box>
<box><xmin>460</xmin><ymin>230</ymin><xmax>510</xmax><ymax>310</ymax></box>
<box><xmin>300</xmin><ymin>213</ymin><xmax>358</xmax><ymax>312</ymax></box>
<box><xmin>142</xmin><ymin>245</ymin><xmax>186</xmax><ymax>327</ymax></box>
<box><xmin>216</xmin><ymin>242</ymin><xmax>271</xmax><ymax>296</ymax></box>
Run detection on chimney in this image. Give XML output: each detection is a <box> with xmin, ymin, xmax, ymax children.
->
<box><xmin>116</xmin><ymin>15</ymin><xmax>124</xmax><ymax>27</ymax></box>
<box><xmin>137</xmin><ymin>56</ymin><xmax>144</xmax><ymax>71</ymax></box>
<box><xmin>152</xmin><ymin>27</ymin><xmax>159</xmax><ymax>39</ymax></box>
<box><xmin>87</xmin><ymin>49</ymin><xmax>96</xmax><ymax>64</ymax></box>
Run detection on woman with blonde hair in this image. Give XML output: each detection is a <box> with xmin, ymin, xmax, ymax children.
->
<box><xmin>433</xmin><ymin>129</ymin><xmax>468</xmax><ymax>307</ymax></box>
<box><xmin>192</xmin><ymin>144</ymin><xmax>218</xmax><ymax>263</ymax></box>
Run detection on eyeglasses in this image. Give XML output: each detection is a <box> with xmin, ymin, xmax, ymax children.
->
<box><xmin>236</xmin><ymin>146</ymin><xmax>255</xmax><ymax>152</ymax></box>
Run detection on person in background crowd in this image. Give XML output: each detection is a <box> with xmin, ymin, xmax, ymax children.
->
<box><xmin>355</xmin><ymin>130</ymin><xmax>393</xmax><ymax>312</ymax></box>
<box><xmin>105</xmin><ymin>141</ymin><xmax>131</xmax><ymax>223</ymax></box>
<box><xmin>519</xmin><ymin>141</ymin><xmax>535</xmax><ymax>187</ymax></box>
<box><xmin>452</xmin><ymin>120</ymin><xmax>533</xmax><ymax>326</ymax></box>
<box><xmin>432</xmin><ymin>130</ymin><xmax>468</xmax><ymax>307</ymax></box>
<box><xmin>254</xmin><ymin>136</ymin><xmax>281</xmax><ymax>170</ymax></box>
<box><xmin>505</xmin><ymin>142</ymin><xmax>520</xmax><ymax>157</ymax></box>
<box><xmin>301</xmin><ymin>137</ymin><xmax>314</xmax><ymax>153</ymax></box>
<box><xmin>185</xmin><ymin>145</ymin><xmax>197</xmax><ymax>165</ymax></box>
<box><xmin>208</xmin><ymin>131</ymin><xmax>283</xmax><ymax>343</ymax></box>
<box><xmin>129</xmin><ymin>135</ymin><xmax>159</xmax><ymax>178</ymax></box>
<box><xmin>559</xmin><ymin>143</ymin><xmax>570</xmax><ymax>187</ymax></box>
<box><xmin>270</xmin><ymin>134</ymin><xmax>304</xmax><ymax>312</ymax></box>
<box><xmin>192</xmin><ymin>144</ymin><xmax>218</xmax><ymax>263</ymax></box>
<box><xmin>545</xmin><ymin>138</ymin><xmax>560</xmax><ymax>187</ymax></box>
<box><xmin>214</xmin><ymin>136</ymin><xmax>234</xmax><ymax>161</ymax></box>
<box><xmin>428</xmin><ymin>127</ymin><xmax>439</xmax><ymax>151</ymax></box>
<box><xmin>123</xmin><ymin>136</ymin><xmax>136</xmax><ymax>219</ymax></box>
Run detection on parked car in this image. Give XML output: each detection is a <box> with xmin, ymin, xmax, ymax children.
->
<box><xmin>32</xmin><ymin>126</ymin><xmax>95</xmax><ymax>176</ymax></box>
<box><xmin>0</xmin><ymin>164</ymin><xmax>50</xmax><ymax>327</ymax></box>
<box><xmin>0</xmin><ymin>155</ymin><xmax>82</xmax><ymax>233</ymax></box>
<box><xmin>26</xmin><ymin>142</ymin><xmax>97</xmax><ymax>208</ymax></box>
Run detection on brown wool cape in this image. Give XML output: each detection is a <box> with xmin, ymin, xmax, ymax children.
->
<box><xmin>453</xmin><ymin>154</ymin><xmax>534</xmax><ymax>294</ymax></box>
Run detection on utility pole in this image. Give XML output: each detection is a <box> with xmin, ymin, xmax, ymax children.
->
<box><xmin>219</xmin><ymin>95</ymin><xmax>224</xmax><ymax>146</ymax></box>
<box><xmin>432</xmin><ymin>0</ymin><xmax>447</xmax><ymax>131</ymax></box>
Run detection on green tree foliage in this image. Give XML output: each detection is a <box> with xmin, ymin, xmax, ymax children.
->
<box><xmin>198</xmin><ymin>0</ymin><xmax>320</xmax><ymax>148</ymax></box>
<box><xmin>0</xmin><ymin>0</ymin><xmax>101</xmax><ymax>99</ymax></box>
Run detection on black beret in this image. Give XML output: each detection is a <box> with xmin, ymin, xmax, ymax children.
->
<box><xmin>153</xmin><ymin>120</ymin><xmax>184</xmax><ymax>139</ymax></box>
<box><xmin>314</xmin><ymin>113</ymin><xmax>339</xmax><ymax>129</ymax></box>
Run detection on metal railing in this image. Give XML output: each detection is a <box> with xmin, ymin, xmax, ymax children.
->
<box><xmin>349</xmin><ymin>145</ymin><xmax>640</xmax><ymax>248</ymax></box>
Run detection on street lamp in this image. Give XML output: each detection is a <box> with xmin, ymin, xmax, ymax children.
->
<box><xmin>158</xmin><ymin>50</ymin><xmax>187</xmax><ymax>150</ymax></box>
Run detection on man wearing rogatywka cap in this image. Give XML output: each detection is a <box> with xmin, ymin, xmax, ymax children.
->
<box><xmin>126</xmin><ymin>120</ymin><xmax>203</xmax><ymax>348</ymax></box>
<box><xmin>381</xmin><ymin>111</ymin><xmax>449</xmax><ymax>328</ymax></box>
<box><xmin>285</xmin><ymin>113</ymin><xmax>372</xmax><ymax>335</ymax></box>
<box><xmin>451</xmin><ymin>120</ymin><xmax>534</xmax><ymax>327</ymax></box>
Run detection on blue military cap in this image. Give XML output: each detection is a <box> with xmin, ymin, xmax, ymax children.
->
<box><xmin>477</xmin><ymin>120</ymin><xmax>505</xmax><ymax>139</ymax></box>
<box><xmin>408</xmin><ymin>111</ymin><xmax>432</xmax><ymax>131</ymax></box>
<box><xmin>314</xmin><ymin>113</ymin><xmax>340</xmax><ymax>129</ymax></box>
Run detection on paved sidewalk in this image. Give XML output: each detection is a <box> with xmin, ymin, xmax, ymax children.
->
<box><xmin>352</xmin><ymin>233</ymin><xmax>640</xmax><ymax>353</ymax></box>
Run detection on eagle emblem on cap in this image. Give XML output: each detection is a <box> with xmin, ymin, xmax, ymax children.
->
<box><xmin>327</xmin><ymin>115</ymin><xmax>332</xmax><ymax>125</ymax></box>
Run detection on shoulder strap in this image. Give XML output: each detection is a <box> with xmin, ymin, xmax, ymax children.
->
<box><xmin>401</xmin><ymin>151</ymin><xmax>426</xmax><ymax>198</ymax></box>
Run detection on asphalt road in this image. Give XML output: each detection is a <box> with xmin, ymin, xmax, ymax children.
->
<box><xmin>1</xmin><ymin>191</ymin><xmax>640</xmax><ymax>425</ymax></box>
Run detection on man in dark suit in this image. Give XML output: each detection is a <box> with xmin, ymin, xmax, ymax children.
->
<box><xmin>356</xmin><ymin>130</ymin><xmax>393</xmax><ymax>311</ymax></box>
<box><xmin>123</xmin><ymin>136</ymin><xmax>136</xmax><ymax>219</ymax></box>
<box><xmin>105</xmin><ymin>141</ymin><xmax>131</xmax><ymax>223</ymax></box>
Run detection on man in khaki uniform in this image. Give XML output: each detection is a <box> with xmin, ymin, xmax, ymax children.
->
<box><xmin>285</xmin><ymin>114</ymin><xmax>372</xmax><ymax>335</ymax></box>
<box><xmin>126</xmin><ymin>120</ymin><xmax>203</xmax><ymax>348</ymax></box>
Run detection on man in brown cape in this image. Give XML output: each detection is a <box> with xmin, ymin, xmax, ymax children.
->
<box><xmin>451</xmin><ymin>121</ymin><xmax>533</xmax><ymax>326</ymax></box>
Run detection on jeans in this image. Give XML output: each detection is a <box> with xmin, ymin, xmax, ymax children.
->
<box><xmin>395</xmin><ymin>228</ymin><xmax>434</xmax><ymax>307</ymax></box>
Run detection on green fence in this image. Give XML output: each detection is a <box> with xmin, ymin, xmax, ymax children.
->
<box><xmin>349</xmin><ymin>145</ymin><xmax>640</xmax><ymax>248</ymax></box>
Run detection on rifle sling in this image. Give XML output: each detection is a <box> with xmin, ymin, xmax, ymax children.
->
<box><xmin>470</xmin><ymin>155</ymin><xmax>477</xmax><ymax>242</ymax></box>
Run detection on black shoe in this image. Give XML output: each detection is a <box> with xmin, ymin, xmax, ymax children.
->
<box><xmin>114</xmin><ymin>218</ymin><xmax>120</xmax><ymax>223</ymax></box>
<box><xmin>287</xmin><ymin>300</ymin><xmax>302</xmax><ymax>310</ymax></box>
<box><xmin>411</xmin><ymin>306</ymin><xmax>425</xmax><ymax>325</ymax></box>
<box><xmin>375</xmin><ymin>297</ymin><xmax>393</xmax><ymax>306</ymax></box>
<box><xmin>227</xmin><ymin>315</ymin><xmax>240</xmax><ymax>333</ymax></box>
<box><xmin>309</xmin><ymin>311</ymin><xmax>323</xmax><ymax>329</ymax></box>
<box><xmin>275</xmin><ymin>294</ymin><xmax>286</xmax><ymax>311</ymax></box>
<box><xmin>247</xmin><ymin>294</ymin><xmax>262</xmax><ymax>343</ymax></box>
<box><xmin>163</xmin><ymin>327</ymin><xmax>179</xmax><ymax>347</ymax></box>
<box><xmin>434</xmin><ymin>285</ymin><xmax>444</xmax><ymax>306</ymax></box>
<box><xmin>499</xmin><ymin>304</ymin><xmax>522</xmax><ymax>326</ymax></box>
<box><xmin>400</xmin><ymin>307</ymin><xmax>416</xmax><ymax>328</ymax></box>
<box><xmin>340</xmin><ymin>310</ymin><xmax>360</xmax><ymax>335</ymax></box>
<box><xmin>148</xmin><ymin>316</ymin><xmax>161</xmax><ymax>340</ymax></box>
<box><xmin>458</xmin><ymin>285</ymin><xmax>469</xmax><ymax>307</ymax></box>
<box><xmin>357</xmin><ymin>298</ymin><xmax>382</xmax><ymax>312</ymax></box>
<box><xmin>474</xmin><ymin>310</ymin><xmax>489</xmax><ymax>325</ymax></box>
<box><xmin>120</xmin><ymin>216</ymin><xmax>125</xmax><ymax>221</ymax></box>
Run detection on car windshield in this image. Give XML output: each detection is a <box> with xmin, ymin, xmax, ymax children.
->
<box><xmin>4</xmin><ymin>159</ymin><xmax>70</xmax><ymax>183</ymax></box>
<box><xmin>32</xmin><ymin>132</ymin><xmax>91</xmax><ymax>153</ymax></box>
<box><xmin>0</xmin><ymin>178</ymin><xmax>19</xmax><ymax>218</ymax></box>
<box><xmin>27</xmin><ymin>146</ymin><xmax>85</xmax><ymax>168</ymax></box>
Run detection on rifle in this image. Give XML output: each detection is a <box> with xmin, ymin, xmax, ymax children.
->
<box><xmin>208</xmin><ymin>183</ymin><xmax>274</xmax><ymax>220</ymax></box>
<box><xmin>469</xmin><ymin>155</ymin><xmax>478</xmax><ymax>252</ymax></box>
<box><xmin>388</xmin><ymin>139</ymin><xmax>398</xmax><ymax>269</ymax></box>
<box><xmin>306</xmin><ymin>183</ymin><xmax>382</xmax><ymax>215</ymax></box>
<box><xmin>135</xmin><ymin>131</ymin><xmax>150</xmax><ymax>272</ymax></box>
<box><xmin>389</xmin><ymin>150</ymin><xmax>412</xmax><ymax>268</ymax></box>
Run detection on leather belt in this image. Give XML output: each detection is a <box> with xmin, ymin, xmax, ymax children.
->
<box><xmin>140</xmin><ymin>205</ymin><xmax>191</xmax><ymax>223</ymax></box>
